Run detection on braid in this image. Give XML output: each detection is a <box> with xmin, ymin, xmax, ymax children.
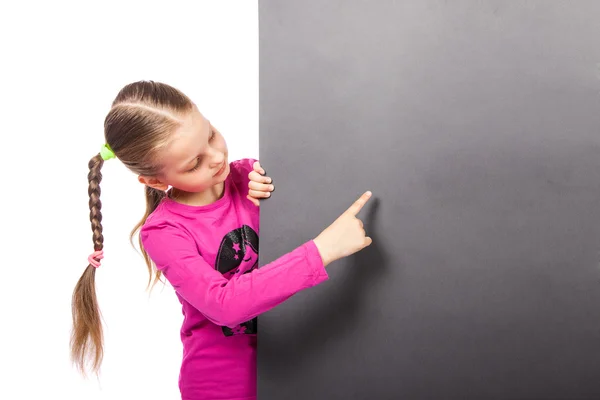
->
<box><xmin>88</xmin><ymin>155</ymin><xmax>104</xmax><ymax>251</ymax></box>
<box><xmin>70</xmin><ymin>153</ymin><xmax>106</xmax><ymax>375</ymax></box>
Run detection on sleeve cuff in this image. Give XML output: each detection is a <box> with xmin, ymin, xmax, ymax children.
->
<box><xmin>304</xmin><ymin>240</ymin><xmax>329</xmax><ymax>285</ymax></box>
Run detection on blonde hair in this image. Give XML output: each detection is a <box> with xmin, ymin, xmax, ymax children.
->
<box><xmin>70</xmin><ymin>81</ymin><xmax>194</xmax><ymax>375</ymax></box>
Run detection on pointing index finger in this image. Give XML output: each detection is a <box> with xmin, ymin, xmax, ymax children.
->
<box><xmin>346</xmin><ymin>191</ymin><xmax>372</xmax><ymax>216</ymax></box>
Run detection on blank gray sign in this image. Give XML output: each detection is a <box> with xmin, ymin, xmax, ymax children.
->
<box><xmin>257</xmin><ymin>1</ymin><xmax>600</xmax><ymax>399</ymax></box>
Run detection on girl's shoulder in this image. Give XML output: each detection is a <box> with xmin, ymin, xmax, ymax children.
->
<box><xmin>140</xmin><ymin>202</ymin><xmax>179</xmax><ymax>233</ymax></box>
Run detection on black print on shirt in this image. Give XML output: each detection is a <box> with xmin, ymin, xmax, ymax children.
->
<box><xmin>215</xmin><ymin>225</ymin><xmax>259</xmax><ymax>336</ymax></box>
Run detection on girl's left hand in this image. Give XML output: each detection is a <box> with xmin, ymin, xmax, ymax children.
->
<box><xmin>247</xmin><ymin>161</ymin><xmax>274</xmax><ymax>206</ymax></box>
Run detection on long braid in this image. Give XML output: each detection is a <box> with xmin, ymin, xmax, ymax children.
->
<box><xmin>88</xmin><ymin>155</ymin><xmax>105</xmax><ymax>251</ymax></box>
<box><xmin>70</xmin><ymin>154</ymin><xmax>105</xmax><ymax>375</ymax></box>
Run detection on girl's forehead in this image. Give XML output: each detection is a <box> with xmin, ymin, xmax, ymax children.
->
<box><xmin>159</xmin><ymin>110</ymin><xmax>210</xmax><ymax>166</ymax></box>
<box><xmin>180</xmin><ymin>106</ymin><xmax>207</xmax><ymax>133</ymax></box>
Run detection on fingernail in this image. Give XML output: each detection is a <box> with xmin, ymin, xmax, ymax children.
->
<box><xmin>270</xmin><ymin>185</ymin><xmax>274</xmax><ymax>190</ymax></box>
<box><xmin>266</xmin><ymin>192</ymin><xmax>271</xmax><ymax>197</ymax></box>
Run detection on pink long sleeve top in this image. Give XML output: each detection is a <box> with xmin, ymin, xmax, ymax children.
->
<box><xmin>140</xmin><ymin>158</ymin><xmax>328</xmax><ymax>400</ymax></box>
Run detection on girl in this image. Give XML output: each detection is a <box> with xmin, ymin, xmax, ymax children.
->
<box><xmin>71</xmin><ymin>80</ymin><xmax>372</xmax><ymax>400</ymax></box>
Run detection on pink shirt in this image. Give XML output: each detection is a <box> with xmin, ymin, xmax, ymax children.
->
<box><xmin>140</xmin><ymin>158</ymin><xmax>328</xmax><ymax>400</ymax></box>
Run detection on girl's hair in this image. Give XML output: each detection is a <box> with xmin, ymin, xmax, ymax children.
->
<box><xmin>70</xmin><ymin>81</ymin><xmax>194</xmax><ymax>375</ymax></box>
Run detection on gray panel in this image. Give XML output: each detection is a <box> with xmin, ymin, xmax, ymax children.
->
<box><xmin>258</xmin><ymin>1</ymin><xmax>600</xmax><ymax>399</ymax></box>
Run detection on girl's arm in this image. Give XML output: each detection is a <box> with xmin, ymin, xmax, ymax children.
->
<box><xmin>141</xmin><ymin>223</ymin><xmax>327</xmax><ymax>328</ymax></box>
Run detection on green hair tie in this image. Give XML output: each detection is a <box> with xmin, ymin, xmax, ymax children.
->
<box><xmin>100</xmin><ymin>143</ymin><xmax>116</xmax><ymax>161</ymax></box>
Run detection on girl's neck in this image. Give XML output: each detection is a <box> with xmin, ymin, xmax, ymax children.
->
<box><xmin>170</xmin><ymin>182</ymin><xmax>226</xmax><ymax>207</ymax></box>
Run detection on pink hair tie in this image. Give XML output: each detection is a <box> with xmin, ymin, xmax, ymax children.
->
<box><xmin>88</xmin><ymin>250</ymin><xmax>104</xmax><ymax>268</ymax></box>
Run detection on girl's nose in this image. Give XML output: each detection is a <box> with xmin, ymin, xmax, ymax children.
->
<box><xmin>207</xmin><ymin>148</ymin><xmax>224</xmax><ymax>166</ymax></box>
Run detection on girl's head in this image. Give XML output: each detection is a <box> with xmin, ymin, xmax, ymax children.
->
<box><xmin>71</xmin><ymin>81</ymin><xmax>227</xmax><ymax>375</ymax></box>
<box><xmin>106</xmin><ymin>81</ymin><xmax>229</xmax><ymax>193</ymax></box>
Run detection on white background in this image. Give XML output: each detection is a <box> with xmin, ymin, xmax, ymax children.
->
<box><xmin>0</xmin><ymin>1</ymin><xmax>258</xmax><ymax>398</ymax></box>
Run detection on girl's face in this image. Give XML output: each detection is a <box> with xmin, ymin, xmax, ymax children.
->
<box><xmin>140</xmin><ymin>105</ymin><xmax>230</xmax><ymax>194</ymax></box>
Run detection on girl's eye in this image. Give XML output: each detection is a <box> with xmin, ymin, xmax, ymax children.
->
<box><xmin>209</xmin><ymin>130</ymin><xmax>216</xmax><ymax>141</ymax></box>
<box><xmin>189</xmin><ymin>157</ymin><xmax>201</xmax><ymax>172</ymax></box>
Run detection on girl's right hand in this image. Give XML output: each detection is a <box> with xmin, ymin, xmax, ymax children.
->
<box><xmin>313</xmin><ymin>191</ymin><xmax>373</xmax><ymax>267</ymax></box>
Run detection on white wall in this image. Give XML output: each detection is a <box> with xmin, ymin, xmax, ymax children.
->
<box><xmin>0</xmin><ymin>1</ymin><xmax>258</xmax><ymax>398</ymax></box>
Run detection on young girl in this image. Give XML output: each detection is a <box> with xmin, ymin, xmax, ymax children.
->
<box><xmin>71</xmin><ymin>80</ymin><xmax>372</xmax><ymax>400</ymax></box>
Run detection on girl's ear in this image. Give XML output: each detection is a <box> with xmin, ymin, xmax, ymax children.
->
<box><xmin>138</xmin><ymin>175</ymin><xmax>168</xmax><ymax>191</ymax></box>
